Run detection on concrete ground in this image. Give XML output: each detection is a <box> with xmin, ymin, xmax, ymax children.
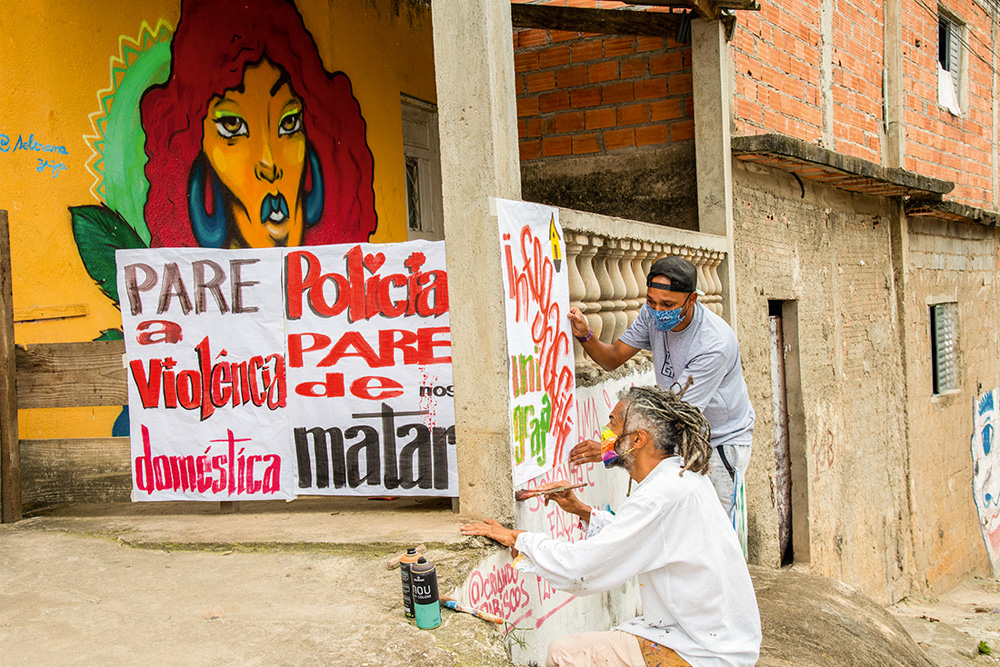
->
<box><xmin>0</xmin><ymin>498</ymin><xmax>509</xmax><ymax>667</ymax></box>
<box><xmin>0</xmin><ymin>499</ymin><xmax>996</xmax><ymax>666</ymax></box>
<box><xmin>889</xmin><ymin>578</ymin><xmax>1000</xmax><ymax>666</ymax></box>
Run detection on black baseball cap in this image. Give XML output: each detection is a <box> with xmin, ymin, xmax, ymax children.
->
<box><xmin>647</xmin><ymin>256</ymin><xmax>697</xmax><ymax>293</ymax></box>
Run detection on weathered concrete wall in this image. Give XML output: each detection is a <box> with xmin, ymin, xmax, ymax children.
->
<box><xmin>902</xmin><ymin>216</ymin><xmax>999</xmax><ymax>591</ymax></box>
<box><xmin>732</xmin><ymin>160</ymin><xmax>913</xmax><ymax>604</ymax></box>
<box><xmin>520</xmin><ymin>145</ymin><xmax>697</xmax><ymax>230</ymax></box>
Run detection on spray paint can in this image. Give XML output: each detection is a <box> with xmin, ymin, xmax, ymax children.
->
<box><xmin>410</xmin><ymin>556</ymin><xmax>441</xmax><ymax>629</ymax></box>
<box><xmin>400</xmin><ymin>547</ymin><xmax>420</xmax><ymax>619</ymax></box>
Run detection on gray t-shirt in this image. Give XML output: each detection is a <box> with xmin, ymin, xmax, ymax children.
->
<box><xmin>619</xmin><ymin>302</ymin><xmax>755</xmax><ymax>447</ymax></box>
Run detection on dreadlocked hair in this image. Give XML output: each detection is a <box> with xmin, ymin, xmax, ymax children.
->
<box><xmin>617</xmin><ymin>380</ymin><xmax>712</xmax><ymax>475</ymax></box>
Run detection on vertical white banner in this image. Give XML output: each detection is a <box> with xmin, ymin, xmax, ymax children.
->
<box><xmin>496</xmin><ymin>199</ymin><xmax>578</xmax><ymax>486</ymax></box>
<box><xmin>117</xmin><ymin>247</ymin><xmax>295</xmax><ymax>501</ymax></box>
<box><xmin>283</xmin><ymin>241</ymin><xmax>456</xmax><ymax>496</ymax></box>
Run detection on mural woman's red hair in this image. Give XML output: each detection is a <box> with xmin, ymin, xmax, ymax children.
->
<box><xmin>141</xmin><ymin>0</ymin><xmax>377</xmax><ymax>247</ymax></box>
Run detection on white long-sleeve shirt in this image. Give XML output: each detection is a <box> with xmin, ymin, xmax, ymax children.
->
<box><xmin>514</xmin><ymin>457</ymin><xmax>761</xmax><ymax>667</ymax></box>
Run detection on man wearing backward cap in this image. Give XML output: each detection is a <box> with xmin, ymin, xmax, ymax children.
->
<box><xmin>567</xmin><ymin>255</ymin><xmax>755</xmax><ymax>538</ymax></box>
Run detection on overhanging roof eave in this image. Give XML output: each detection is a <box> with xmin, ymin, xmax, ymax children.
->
<box><xmin>732</xmin><ymin>133</ymin><xmax>954</xmax><ymax>199</ymax></box>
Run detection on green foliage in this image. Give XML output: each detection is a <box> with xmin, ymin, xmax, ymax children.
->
<box><xmin>503</xmin><ymin>625</ymin><xmax>530</xmax><ymax>651</ymax></box>
<box><xmin>979</xmin><ymin>640</ymin><xmax>992</xmax><ymax>656</ymax></box>
<box><xmin>70</xmin><ymin>205</ymin><xmax>147</xmax><ymax>307</ymax></box>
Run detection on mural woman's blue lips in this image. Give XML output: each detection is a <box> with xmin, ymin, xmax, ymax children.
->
<box><xmin>260</xmin><ymin>193</ymin><xmax>289</xmax><ymax>224</ymax></box>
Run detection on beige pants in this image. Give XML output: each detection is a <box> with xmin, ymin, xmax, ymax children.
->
<box><xmin>545</xmin><ymin>630</ymin><xmax>646</xmax><ymax>667</ymax></box>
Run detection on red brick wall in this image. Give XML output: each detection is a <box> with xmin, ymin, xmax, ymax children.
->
<box><xmin>732</xmin><ymin>2</ymin><xmax>826</xmax><ymax>148</ymax></box>
<box><xmin>514</xmin><ymin>0</ymin><xmax>996</xmax><ymax>210</ymax></box>
<box><xmin>513</xmin><ymin>1</ymin><xmax>694</xmax><ymax>162</ymax></box>
<box><xmin>831</xmin><ymin>0</ymin><xmax>885</xmax><ymax>161</ymax></box>
<box><xmin>732</xmin><ymin>0</ymin><xmax>995</xmax><ymax>209</ymax></box>
<box><xmin>732</xmin><ymin>0</ymin><xmax>886</xmax><ymax>163</ymax></box>
<box><xmin>901</xmin><ymin>0</ymin><xmax>994</xmax><ymax>208</ymax></box>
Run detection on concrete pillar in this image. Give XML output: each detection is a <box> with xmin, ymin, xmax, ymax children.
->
<box><xmin>432</xmin><ymin>0</ymin><xmax>520</xmax><ymax>521</ymax></box>
<box><xmin>884</xmin><ymin>0</ymin><xmax>905</xmax><ymax>168</ymax></box>
<box><xmin>691</xmin><ymin>19</ymin><xmax>738</xmax><ymax>331</ymax></box>
<box><xmin>820</xmin><ymin>0</ymin><xmax>834</xmax><ymax>149</ymax></box>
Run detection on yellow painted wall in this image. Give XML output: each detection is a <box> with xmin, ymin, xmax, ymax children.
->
<box><xmin>0</xmin><ymin>0</ymin><xmax>436</xmax><ymax>437</ymax></box>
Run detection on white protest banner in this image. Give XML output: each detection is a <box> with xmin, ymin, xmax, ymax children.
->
<box><xmin>117</xmin><ymin>247</ymin><xmax>295</xmax><ymax>501</ymax></box>
<box><xmin>286</xmin><ymin>241</ymin><xmax>456</xmax><ymax>496</ymax></box>
<box><xmin>496</xmin><ymin>199</ymin><xmax>578</xmax><ymax>486</ymax></box>
<box><xmin>117</xmin><ymin>241</ymin><xmax>457</xmax><ymax>501</ymax></box>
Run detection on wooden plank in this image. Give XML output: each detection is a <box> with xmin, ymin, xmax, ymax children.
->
<box><xmin>16</xmin><ymin>340</ymin><xmax>128</xmax><ymax>409</ymax></box>
<box><xmin>20</xmin><ymin>437</ymin><xmax>131</xmax><ymax>508</ymax></box>
<box><xmin>680</xmin><ymin>0</ymin><xmax>719</xmax><ymax>20</ymax></box>
<box><xmin>511</xmin><ymin>3</ymin><xmax>684</xmax><ymax>36</ymax></box>
<box><xmin>14</xmin><ymin>304</ymin><xmax>89</xmax><ymax>323</ymax></box>
<box><xmin>0</xmin><ymin>211</ymin><xmax>20</xmax><ymax>522</ymax></box>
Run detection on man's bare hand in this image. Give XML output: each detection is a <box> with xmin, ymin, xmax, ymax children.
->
<box><xmin>568</xmin><ymin>307</ymin><xmax>590</xmax><ymax>338</ymax></box>
<box><xmin>569</xmin><ymin>439</ymin><xmax>602</xmax><ymax>466</ymax></box>
<box><xmin>460</xmin><ymin>518</ymin><xmax>524</xmax><ymax>548</ymax></box>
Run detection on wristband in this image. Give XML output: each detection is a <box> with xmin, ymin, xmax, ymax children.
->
<box><xmin>575</xmin><ymin>330</ymin><xmax>594</xmax><ymax>344</ymax></box>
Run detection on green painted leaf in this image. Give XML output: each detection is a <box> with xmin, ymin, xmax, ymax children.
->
<box><xmin>71</xmin><ymin>205</ymin><xmax>147</xmax><ymax>306</ymax></box>
<box><xmin>94</xmin><ymin>328</ymin><xmax>124</xmax><ymax>341</ymax></box>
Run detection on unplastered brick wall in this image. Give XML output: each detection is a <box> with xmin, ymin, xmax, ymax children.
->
<box><xmin>732</xmin><ymin>0</ymin><xmax>884</xmax><ymax>163</ymax></box>
<box><xmin>732</xmin><ymin>3</ymin><xmax>825</xmax><ymax>146</ymax></box>
<box><xmin>901</xmin><ymin>0</ymin><xmax>995</xmax><ymax>209</ymax></box>
<box><xmin>512</xmin><ymin>1</ymin><xmax>693</xmax><ymax>161</ymax></box>
<box><xmin>732</xmin><ymin>0</ymin><xmax>997</xmax><ymax>210</ymax></box>
<box><xmin>830</xmin><ymin>0</ymin><xmax>885</xmax><ymax>161</ymax></box>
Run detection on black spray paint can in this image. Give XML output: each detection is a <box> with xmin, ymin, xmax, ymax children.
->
<box><xmin>410</xmin><ymin>556</ymin><xmax>441</xmax><ymax>629</ymax></box>
<box><xmin>400</xmin><ymin>547</ymin><xmax>420</xmax><ymax>619</ymax></box>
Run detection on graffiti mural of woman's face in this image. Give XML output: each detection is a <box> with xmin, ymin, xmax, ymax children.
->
<box><xmin>202</xmin><ymin>59</ymin><xmax>306</xmax><ymax>248</ymax></box>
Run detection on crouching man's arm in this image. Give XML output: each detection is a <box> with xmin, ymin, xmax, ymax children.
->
<box><xmin>459</xmin><ymin>518</ymin><xmax>524</xmax><ymax>548</ymax></box>
<box><xmin>459</xmin><ymin>482</ymin><xmax>591</xmax><ymax>548</ymax></box>
<box><xmin>461</xmin><ymin>485</ymin><xmax>659</xmax><ymax>595</ymax></box>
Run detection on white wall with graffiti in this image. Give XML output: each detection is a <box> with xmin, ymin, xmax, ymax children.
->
<box><xmin>454</xmin><ymin>368</ymin><xmax>656</xmax><ymax>664</ymax></box>
<box><xmin>972</xmin><ymin>388</ymin><xmax>1000</xmax><ymax>578</ymax></box>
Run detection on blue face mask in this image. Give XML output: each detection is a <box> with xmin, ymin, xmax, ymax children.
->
<box><xmin>645</xmin><ymin>299</ymin><xmax>688</xmax><ymax>331</ymax></box>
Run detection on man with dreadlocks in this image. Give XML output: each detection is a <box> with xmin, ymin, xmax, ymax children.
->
<box><xmin>568</xmin><ymin>256</ymin><xmax>755</xmax><ymax>537</ymax></box>
<box><xmin>461</xmin><ymin>386</ymin><xmax>761</xmax><ymax>667</ymax></box>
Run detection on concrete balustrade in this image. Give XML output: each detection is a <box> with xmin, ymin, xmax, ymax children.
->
<box><xmin>559</xmin><ymin>208</ymin><xmax>729</xmax><ymax>383</ymax></box>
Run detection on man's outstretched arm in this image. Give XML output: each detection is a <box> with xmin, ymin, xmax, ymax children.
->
<box><xmin>459</xmin><ymin>483</ymin><xmax>593</xmax><ymax>545</ymax></box>
<box><xmin>568</xmin><ymin>307</ymin><xmax>640</xmax><ymax>371</ymax></box>
<box><xmin>459</xmin><ymin>518</ymin><xmax>524</xmax><ymax>548</ymax></box>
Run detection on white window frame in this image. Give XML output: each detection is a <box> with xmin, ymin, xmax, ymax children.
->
<box><xmin>937</xmin><ymin>10</ymin><xmax>967</xmax><ymax>115</ymax></box>
<box><xmin>401</xmin><ymin>94</ymin><xmax>444</xmax><ymax>241</ymax></box>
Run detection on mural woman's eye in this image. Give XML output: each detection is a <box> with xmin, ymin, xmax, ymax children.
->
<box><xmin>215</xmin><ymin>115</ymin><xmax>248</xmax><ymax>139</ymax></box>
<box><xmin>278</xmin><ymin>110</ymin><xmax>302</xmax><ymax>137</ymax></box>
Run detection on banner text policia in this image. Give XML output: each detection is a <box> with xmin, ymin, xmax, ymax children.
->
<box><xmin>118</xmin><ymin>242</ymin><xmax>456</xmax><ymax>501</ymax></box>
